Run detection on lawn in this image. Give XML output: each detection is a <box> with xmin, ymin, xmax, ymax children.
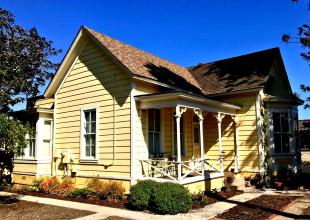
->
<box><xmin>0</xmin><ymin>195</ymin><xmax>95</xmax><ymax>220</ymax></box>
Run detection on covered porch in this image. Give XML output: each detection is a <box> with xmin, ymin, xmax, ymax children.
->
<box><xmin>135</xmin><ymin>92</ymin><xmax>241</xmax><ymax>184</ymax></box>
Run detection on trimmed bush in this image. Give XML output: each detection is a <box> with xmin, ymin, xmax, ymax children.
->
<box><xmin>129</xmin><ymin>180</ymin><xmax>159</xmax><ymax>210</ymax></box>
<box><xmin>152</xmin><ymin>182</ymin><xmax>192</xmax><ymax>214</ymax></box>
<box><xmin>128</xmin><ymin>180</ymin><xmax>192</xmax><ymax>214</ymax></box>
<box><xmin>37</xmin><ymin>176</ymin><xmax>75</xmax><ymax>196</ymax></box>
<box><xmin>68</xmin><ymin>188</ymin><xmax>91</xmax><ymax>198</ymax></box>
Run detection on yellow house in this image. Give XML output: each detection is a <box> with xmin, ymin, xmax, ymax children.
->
<box><xmin>12</xmin><ymin>26</ymin><xmax>303</xmax><ymax>192</ymax></box>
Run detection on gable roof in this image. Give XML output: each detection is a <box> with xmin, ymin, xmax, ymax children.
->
<box><xmin>84</xmin><ymin>27</ymin><xmax>204</xmax><ymax>95</ymax></box>
<box><xmin>188</xmin><ymin>48</ymin><xmax>279</xmax><ymax>96</ymax></box>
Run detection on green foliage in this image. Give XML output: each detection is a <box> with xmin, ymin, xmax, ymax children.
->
<box><xmin>0</xmin><ymin>114</ymin><xmax>31</xmax><ymax>184</ymax></box>
<box><xmin>128</xmin><ymin>180</ymin><xmax>192</xmax><ymax>215</ymax></box>
<box><xmin>86</xmin><ymin>177</ymin><xmax>125</xmax><ymax>201</ymax></box>
<box><xmin>151</xmin><ymin>182</ymin><xmax>192</xmax><ymax>215</ymax></box>
<box><xmin>0</xmin><ymin>8</ymin><xmax>61</xmax><ymax>112</ymax></box>
<box><xmin>191</xmin><ymin>191</ymin><xmax>208</xmax><ymax>208</ymax></box>
<box><xmin>129</xmin><ymin>180</ymin><xmax>159</xmax><ymax>210</ymax></box>
<box><xmin>68</xmin><ymin>188</ymin><xmax>91</xmax><ymax>198</ymax></box>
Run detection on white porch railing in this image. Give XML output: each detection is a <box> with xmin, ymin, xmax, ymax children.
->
<box><xmin>140</xmin><ymin>158</ymin><xmax>223</xmax><ymax>183</ymax></box>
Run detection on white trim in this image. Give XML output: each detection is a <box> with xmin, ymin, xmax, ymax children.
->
<box><xmin>133</xmin><ymin>75</ymin><xmax>183</xmax><ymax>92</ymax></box>
<box><xmin>255</xmin><ymin>92</ymin><xmax>264</xmax><ymax>173</ymax></box>
<box><xmin>14</xmin><ymin>159</ymin><xmax>52</xmax><ymax>164</ymax></box>
<box><xmin>79</xmin><ymin>106</ymin><xmax>99</xmax><ymax>161</ymax></box>
<box><xmin>130</xmin><ymin>82</ymin><xmax>136</xmax><ymax>185</ymax></box>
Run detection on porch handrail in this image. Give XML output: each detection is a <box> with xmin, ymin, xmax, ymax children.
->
<box><xmin>140</xmin><ymin>158</ymin><xmax>222</xmax><ymax>183</ymax></box>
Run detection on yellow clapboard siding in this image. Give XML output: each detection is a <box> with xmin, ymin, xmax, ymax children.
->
<box><xmin>55</xmin><ymin>40</ymin><xmax>132</xmax><ymax>176</ymax></box>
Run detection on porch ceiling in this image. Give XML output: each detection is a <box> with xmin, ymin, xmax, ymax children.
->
<box><xmin>135</xmin><ymin>92</ymin><xmax>241</xmax><ymax>115</ymax></box>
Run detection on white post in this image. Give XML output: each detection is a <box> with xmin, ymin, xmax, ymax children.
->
<box><xmin>232</xmin><ymin>115</ymin><xmax>239</xmax><ymax>173</ymax></box>
<box><xmin>215</xmin><ymin>113</ymin><xmax>224</xmax><ymax>174</ymax></box>
<box><xmin>195</xmin><ymin>109</ymin><xmax>205</xmax><ymax>175</ymax></box>
<box><xmin>175</xmin><ymin>106</ymin><xmax>182</xmax><ymax>181</ymax></box>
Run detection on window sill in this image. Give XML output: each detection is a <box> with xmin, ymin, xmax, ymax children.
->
<box><xmin>79</xmin><ymin>158</ymin><xmax>98</xmax><ymax>164</ymax></box>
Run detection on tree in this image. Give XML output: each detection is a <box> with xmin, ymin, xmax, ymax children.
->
<box><xmin>0</xmin><ymin>8</ymin><xmax>61</xmax><ymax>184</ymax></box>
<box><xmin>282</xmin><ymin>0</ymin><xmax>310</xmax><ymax>109</ymax></box>
<box><xmin>0</xmin><ymin>114</ymin><xmax>31</xmax><ymax>184</ymax></box>
<box><xmin>0</xmin><ymin>8</ymin><xmax>61</xmax><ymax>113</ymax></box>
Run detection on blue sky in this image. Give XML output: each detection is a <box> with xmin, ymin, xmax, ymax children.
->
<box><xmin>1</xmin><ymin>0</ymin><xmax>309</xmax><ymax>119</ymax></box>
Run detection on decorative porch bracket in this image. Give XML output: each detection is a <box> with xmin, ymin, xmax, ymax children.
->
<box><xmin>231</xmin><ymin>115</ymin><xmax>239</xmax><ymax>173</ymax></box>
<box><xmin>213</xmin><ymin>113</ymin><xmax>225</xmax><ymax>174</ymax></box>
<box><xmin>175</xmin><ymin>105</ymin><xmax>187</xmax><ymax>181</ymax></box>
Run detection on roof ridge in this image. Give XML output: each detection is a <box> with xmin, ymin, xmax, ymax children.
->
<box><xmin>84</xmin><ymin>26</ymin><xmax>191</xmax><ymax>73</ymax></box>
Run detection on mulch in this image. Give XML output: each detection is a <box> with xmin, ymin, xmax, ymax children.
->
<box><xmin>6</xmin><ymin>189</ymin><xmax>127</xmax><ymax>209</ymax></box>
<box><xmin>206</xmin><ymin>190</ymin><xmax>244</xmax><ymax>205</ymax></box>
<box><xmin>215</xmin><ymin>195</ymin><xmax>300</xmax><ymax>220</ymax></box>
<box><xmin>0</xmin><ymin>195</ymin><xmax>94</xmax><ymax>220</ymax></box>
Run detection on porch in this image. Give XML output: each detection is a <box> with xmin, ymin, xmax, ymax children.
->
<box><xmin>135</xmin><ymin>92</ymin><xmax>242</xmax><ymax>184</ymax></box>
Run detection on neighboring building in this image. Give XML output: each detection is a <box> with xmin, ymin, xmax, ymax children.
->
<box><xmin>12</xmin><ymin>26</ymin><xmax>303</xmax><ymax>192</ymax></box>
<box><xmin>299</xmin><ymin>120</ymin><xmax>310</xmax><ymax>150</ymax></box>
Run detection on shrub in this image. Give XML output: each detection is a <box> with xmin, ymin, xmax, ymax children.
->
<box><xmin>54</xmin><ymin>177</ymin><xmax>75</xmax><ymax>196</ymax></box>
<box><xmin>87</xmin><ymin>177</ymin><xmax>125</xmax><ymax>201</ymax></box>
<box><xmin>39</xmin><ymin>176</ymin><xmax>59</xmax><ymax>194</ymax></box>
<box><xmin>68</xmin><ymin>188</ymin><xmax>91</xmax><ymax>198</ymax></box>
<box><xmin>191</xmin><ymin>191</ymin><xmax>208</xmax><ymax>208</ymax></box>
<box><xmin>129</xmin><ymin>180</ymin><xmax>192</xmax><ymax>215</ymax></box>
<box><xmin>128</xmin><ymin>180</ymin><xmax>159</xmax><ymax>210</ymax></box>
<box><xmin>151</xmin><ymin>182</ymin><xmax>192</xmax><ymax>214</ymax></box>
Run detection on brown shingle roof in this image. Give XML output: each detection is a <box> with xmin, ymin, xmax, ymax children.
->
<box><xmin>188</xmin><ymin>48</ymin><xmax>278</xmax><ymax>95</ymax></box>
<box><xmin>84</xmin><ymin>27</ymin><xmax>204</xmax><ymax>95</ymax></box>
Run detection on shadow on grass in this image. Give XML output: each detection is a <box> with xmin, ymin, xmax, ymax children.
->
<box><xmin>206</xmin><ymin>193</ymin><xmax>310</xmax><ymax>219</ymax></box>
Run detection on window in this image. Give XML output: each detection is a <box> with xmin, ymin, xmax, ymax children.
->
<box><xmin>148</xmin><ymin>109</ymin><xmax>161</xmax><ymax>157</ymax></box>
<box><xmin>173</xmin><ymin>112</ymin><xmax>185</xmax><ymax>156</ymax></box>
<box><xmin>42</xmin><ymin>120</ymin><xmax>52</xmax><ymax>157</ymax></box>
<box><xmin>273</xmin><ymin>112</ymin><xmax>290</xmax><ymax>153</ymax></box>
<box><xmin>18</xmin><ymin>121</ymin><xmax>36</xmax><ymax>159</ymax></box>
<box><xmin>81</xmin><ymin>109</ymin><xmax>97</xmax><ymax>159</ymax></box>
<box><xmin>193</xmin><ymin>114</ymin><xmax>200</xmax><ymax>144</ymax></box>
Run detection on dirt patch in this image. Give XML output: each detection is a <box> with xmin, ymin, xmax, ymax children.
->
<box><xmin>0</xmin><ymin>195</ymin><xmax>94</xmax><ymax>220</ymax></box>
<box><xmin>216</xmin><ymin>195</ymin><xmax>300</xmax><ymax>220</ymax></box>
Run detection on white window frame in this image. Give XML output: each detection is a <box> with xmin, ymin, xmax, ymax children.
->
<box><xmin>268</xmin><ymin>107</ymin><xmax>294</xmax><ymax>155</ymax></box>
<box><xmin>147</xmin><ymin>108</ymin><xmax>163</xmax><ymax>158</ymax></box>
<box><xmin>17</xmin><ymin>120</ymin><xmax>37</xmax><ymax>160</ymax></box>
<box><xmin>80</xmin><ymin>107</ymin><xmax>99</xmax><ymax>161</ymax></box>
<box><xmin>41</xmin><ymin>119</ymin><xmax>53</xmax><ymax>159</ymax></box>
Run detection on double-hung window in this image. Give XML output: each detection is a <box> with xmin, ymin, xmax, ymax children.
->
<box><xmin>273</xmin><ymin>112</ymin><xmax>290</xmax><ymax>153</ymax></box>
<box><xmin>82</xmin><ymin>109</ymin><xmax>97</xmax><ymax>159</ymax></box>
<box><xmin>42</xmin><ymin>120</ymin><xmax>52</xmax><ymax>157</ymax></box>
<box><xmin>148</xmin><ymin>109</ymin><xmax>161</xmax><ymax>157</ymax></box>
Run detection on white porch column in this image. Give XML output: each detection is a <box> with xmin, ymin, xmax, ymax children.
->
<box><xmin>194</xmin><ymin>109</ymin><xmax>205</xmax><ymax>175</ymax></box>
<box><xmin>232</xmin><ymin>115</ymin><xmax>239</xmax><ymax>173</ymax></box>
<box><xmin>214</xmin><ymin>113</ymin><xmax>225</xmax><ymax>174</ymax></box>
<box><xmin>175</xmin><ymin>105</ymin><xmax>186</xmax><ymax>181</ymax></box>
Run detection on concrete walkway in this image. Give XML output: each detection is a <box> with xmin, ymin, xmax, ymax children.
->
<box><xmin>1</xmin><ymin>190</ymin><xmax>309</xmax><ymax>220</ymax></box>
